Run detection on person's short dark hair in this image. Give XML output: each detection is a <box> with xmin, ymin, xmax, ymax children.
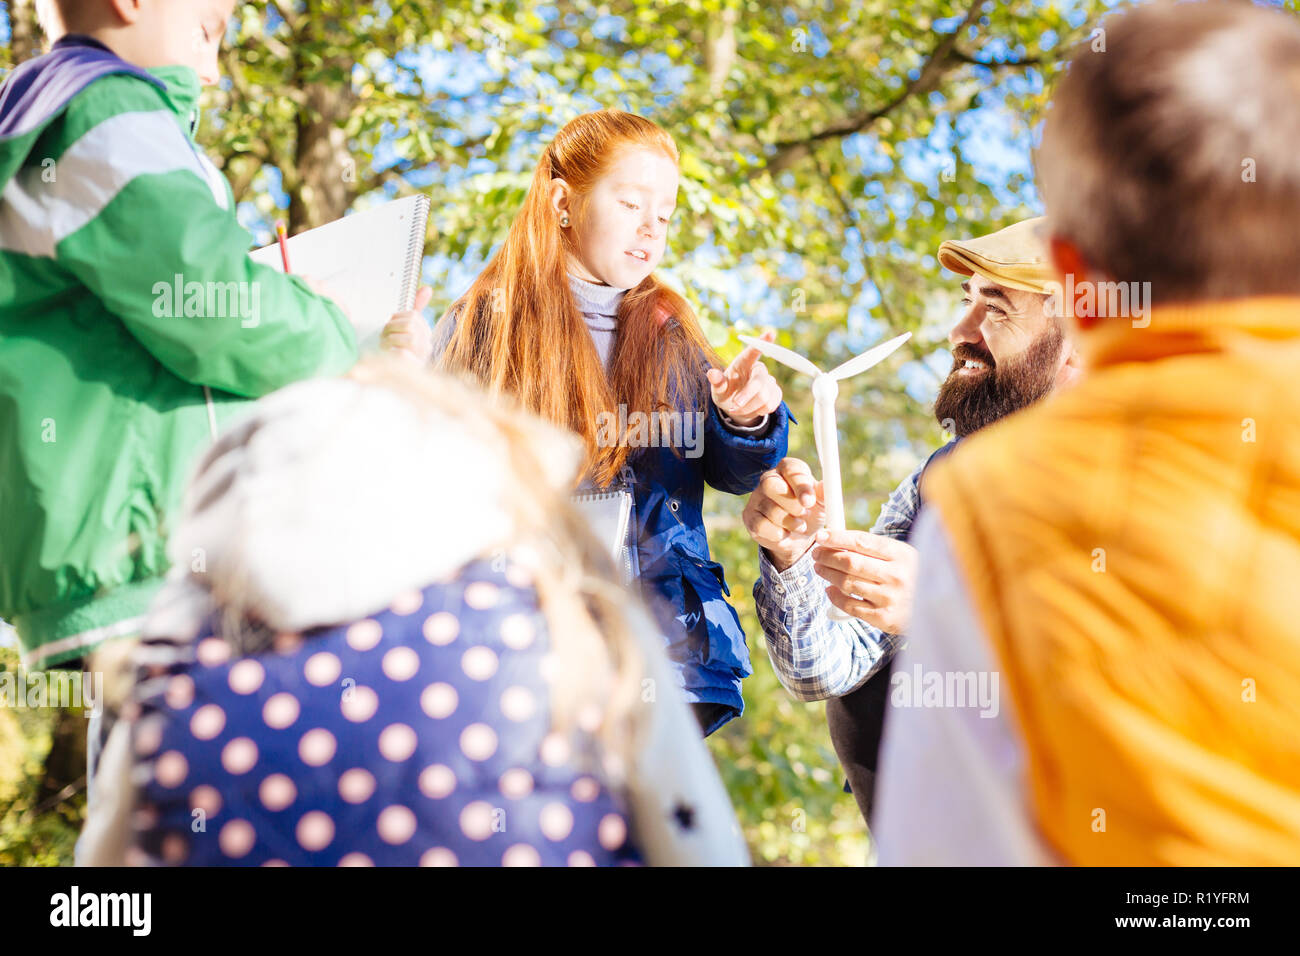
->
<box><xmin>1037</xmin><ymin>0</ymin><xmax>1300</xmax><ymax>303</ymax></box>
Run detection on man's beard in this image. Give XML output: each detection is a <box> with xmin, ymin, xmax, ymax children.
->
<box><xmin>933</xmin><ymin>323</ymin><xmax>1064</xmax><ymax>438</ymax></box>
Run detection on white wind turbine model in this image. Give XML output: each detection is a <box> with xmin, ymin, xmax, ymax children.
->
<box><xmin>739</xmin><ymin>331</ymin><xmax>912</xmax><ymax>620</ymax></box>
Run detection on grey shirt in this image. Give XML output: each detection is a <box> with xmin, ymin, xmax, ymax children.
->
<box><xmin>568</xmin><ymin>273</ymin><xmax>625</xmax><ymax>370</ymax></box>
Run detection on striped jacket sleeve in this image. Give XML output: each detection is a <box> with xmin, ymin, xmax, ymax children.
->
<box><xmin>752</xmin><ymin>457</ymin><xmax>924</xmax><ymax>700</ymax></box>
<box><xmin>1</xmin><ymin>77</ymin><xmax>357</xmax><ymax>398</ymax></box>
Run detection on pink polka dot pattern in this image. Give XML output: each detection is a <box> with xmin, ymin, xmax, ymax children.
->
<box><xmin>458</xmin><ymin>801</ymin><xmax>495</xmax><ymax>842</ymax></box>
<box><xmin>419</xmin><ymin>764</ymin><xmax>456</xmax><ymax>800</ymax></box>
<box><xmin>219</xmin><ymin>819</ymin><xmax>255</xmax><ymax>858</ymax></box>
<box><xmin>598</xmin><ymin>814</ymin><xmax>628</xmax><ymax>851</ymax></box>
<box><xmin>499</xmin><ymin>686</ymin><xmax>536</xmax><ymax>722</ymax></box>
<box><xmin>462</xmin><ymin>581</ymin><xmax>499</xmax><ymax>609</ymax></box>
<box><xmin>377</xmin><ymin>805</ymin><xmax>417</xmax><ymax>845</ymax></box>
<box><xmin>377</xmin><ymin>723</ymin><xmax>417</xmax><ymax>762</ymax></box>
<box><xmin>499</xmin><ymin>768</ymin><xmax>533</xmax><ymax>800</ymax></box>
<box><xmin>154</xmin><ymin>750</ymin><xmax>188</xmax><ymax>788</ymax></box>
<box><xmin>420</xmin><ymin>847</ymin><xmax>457</xmax><ymax>867</ymax></box>
<box><xmin>196</xmin><ymin>638</ymin><xmax>231</xmax><ymax>667</ymax></box>
<box><xmin>346</xmin><ymin>619</ymin><xmax>383</xmax><ymax>652</ymax></box>
<box><xmin>502</xmin><ymin>844</ymin><xmax>541</xmax><ymax>867</ymax></box>
<box><xmin>381</xmin><ymin>647</ymin><xmax>420</xmax><ymax>682</ymax></box>
<box><xmin>190</xmin><ymin>785</ymin><xmax>222</xmax><ymax>817</ymax></box>
<box><xmin>298</xmin><ymin>728</ymin><xmax>336</xmax><ymax>767</ymax></box>
<box><xmin>498</xmin><ymin>614</ymin><xmax>535</xmax><ymax>650</ymax></box>
<box><xmin>460</xmin><ymin>646</ymin><xmax>498</xmax><ymax>681</ymax></box>
<box><xmin>504</xmin><ymin>562</ymin><xmax>533</xmax><ymax>589</ymax></box>
<box><xmin>263</xmin><ymin>693</ymin><xmax>300</xmax><ymax>730</ymax></box>
<box><xmin>221</xmin><ymin>737</ymin><xmax>258</xmax><ymax>775</ymax></box>
<box><xmin>539</xmin><ymin>732</ymin><xmax>571</xmax><ymax>767</ymax></box>
<box><xmin>303</xmin><ymin>652</ymin><xmax>341</xmax><ymax>687</ymax></box>
<box><xmin>296</xmin><ymin>811</ymin><xmax>335</xmax><ymax>852</ymax></box>
<box><xmin>389</xmin><ymin>590</ymin><xmax>424</xmax><ymax>616</ymax></box>
<box><xmin>128</xmin><ymin>559</ymin><xmax>643</xmax><ymax>867</ymax></box>
<box><xmin>228</xmin><ymin>659</ymin><xmax>264</xmax><ymax>695</ymax></box>
<box><xmin>422</xmin><ymin>612</ymin><xmax>458</xmax><ymax>645</ymax></box>
<box><xmin>164</xmin><ymin>675</ymin><xmax>194</xmax><ymax>710</ymax></box>
<box><xmin>161</xmin><ymin>832</ymin><xmax>188</xmax><ymax>863</ymax></box>
<box><xmin>338</xmin><ymin>768</ymin><xmax>376</xmax><ymax>805</ymax></box>
<box><xmin>570</xmin><ymin>777</ymin><xmax>600</xmax><ymax>803</ymax></box>
<box><xmin>540</xmin><ymin>803</ymin><xmax>575</xmax><ymax>842</ymax></box>
<box><xmin>459</xmin><ymin>723</ymin><xmax>498</xmax><ymax>761</ymax></box>
<box><xmin>259</xmin><ymin>774</ymin><xmax>297</xmax><ymax>812</ymax></box>
<box><xmin>189</xmin><ymin>704</ymin><xmax>226</xmax><ymax>741</ymax></box>
<box><xmin>340</xmin><ymin>685</ymin><xmax>379</xmax><ymax>723</ymax></box>
<box><xmin>420</xmin><ymin>682</ymin><xmax>457</xmax><ymax>720</ymax></box>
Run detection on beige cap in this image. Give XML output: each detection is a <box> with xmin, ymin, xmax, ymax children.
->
<box><xmin>937</xmin><ymin>216</ymin><xmax>1054</xmax><ymax>295</ymax></box>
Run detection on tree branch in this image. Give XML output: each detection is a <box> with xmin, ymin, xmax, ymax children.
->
<box><xmin>809</xmin><ymin>146</ymin><xmax>906</xmax><ymax>339</ymax></box>
<box><xmin>763</xmin><ymin>1</ymin><xmax>988</xmax><ymax>175</ymax></box>
<box><xmin>268</xmin><ymin>0</ymin><xmax>300</xmax><ymax>33</ymax></box>
<box><xmin>949</xmin><ymin>48</ymin><xmax>1043</xmax><ymax>68</ymax></box>
<box><xmin>359</xmin><ymin>159</ymin><xmax>422</xmax><ymax>195</ymax></box>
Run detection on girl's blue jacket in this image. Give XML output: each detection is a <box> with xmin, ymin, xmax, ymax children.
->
<box><xmin>432</xmin><ymin>315</ymin><xmax>790</xmax><ymax>735</ymax></box>
<box><xmin>626</xmin><ymin>398</ymin><xmax>790</xmax><ymax>734</ymax></box>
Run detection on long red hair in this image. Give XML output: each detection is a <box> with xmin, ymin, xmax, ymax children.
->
<box><xmin>435</xmin><ymin>110</ymin><xmax>720</xmax><ymax>488</ymax></box>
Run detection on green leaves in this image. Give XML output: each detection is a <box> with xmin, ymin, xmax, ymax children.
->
<box><xmin>0</xmin><ymin>0</ymin><xmax>1124</xmax><ymax>865</ymax></box>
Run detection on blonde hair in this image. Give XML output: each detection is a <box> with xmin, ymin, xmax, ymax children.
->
<box><xmin>215</xmin><ymin>356</ymin><xmax>649</xmax><ymax>771</ymax></box>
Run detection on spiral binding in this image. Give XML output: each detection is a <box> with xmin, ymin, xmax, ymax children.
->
<box><xmin>399</xmin><ymin>194</ymin><xmax>431</xmax><ymax>311</ymax></box>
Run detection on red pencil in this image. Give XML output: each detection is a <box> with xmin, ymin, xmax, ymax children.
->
<box><xmin>275</xmin><ymin>220</ymin><xmax>291</xmax><ymax>273</ymax></box>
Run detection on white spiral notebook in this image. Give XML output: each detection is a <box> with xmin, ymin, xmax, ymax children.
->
<box><xmin>572</xmin><ymin>467</ymin><xmax>639</xmax><ymax>585</ymax></box>
<box><xmin>249</xmin><ymin>195</ymin><xmax>430</xmax><ymax>349</ymax></box>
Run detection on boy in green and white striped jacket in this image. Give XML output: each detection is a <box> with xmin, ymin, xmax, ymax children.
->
<box><xmin>0</xmin><ymin>1</ymin><xmax>362</xmax><ymax>672</ymax></box>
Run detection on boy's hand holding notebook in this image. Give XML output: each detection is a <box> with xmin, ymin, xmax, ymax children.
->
<box><xmin>250</xmin><ymin>195</ymin><xmax>431</xmax><ymax>351</ymax></box>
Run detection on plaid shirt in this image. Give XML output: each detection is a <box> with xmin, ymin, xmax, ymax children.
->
<box><xmin>753</xmin><ymin>442</ymin><xmax>955</xmax><ymax>701</ymax></box>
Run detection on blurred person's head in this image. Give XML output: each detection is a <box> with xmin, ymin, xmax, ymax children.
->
<box><xmin>166</xmin><ymin>356</ymin><xmax>649</xmax><ymax>759</ymax></box>
<box><xmin>1037</xmin><ymin>0</ymin><xmax>1300</xmax><ymax>324</ymax></box>
<box><xmin>933</xmin><ymin>218</ymin><xmax>1081</xmax><ymax>437</ymax></box>
<box><xmin>37</xmin><ymin>0</ymin><xmax>233</xmax><ymax>86</ymax></box>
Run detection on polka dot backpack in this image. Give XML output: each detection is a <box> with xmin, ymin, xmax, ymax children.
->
<box><xmin>129</xmin><ymin>557</ymin><xmax>643</xmax><ymax>866</ymax></box>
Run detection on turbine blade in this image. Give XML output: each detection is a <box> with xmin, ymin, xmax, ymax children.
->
<box><xmin>736</xmin><ymin>335</ymin><xmax>822</xmax><ymax>379</ymax></box>
<box><xmin>828</xmin><ymin>331</ymin><xmax>912</xmax><ymax>381</ymax></box>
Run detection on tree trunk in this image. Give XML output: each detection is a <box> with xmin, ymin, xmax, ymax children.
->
<box><xmin>705</xmin><ymin>5</ymin><xmax>739</xmax><ymax>97</ymax></box>
<box><xmin>9</xmin><ymin>0</ymin><xmax>42</xmax><ymax>64</ymax></box>
<box><xmin>287</xmin><ymin>79</ymin><xmax>358</xmax><ymax>233</ymax></box>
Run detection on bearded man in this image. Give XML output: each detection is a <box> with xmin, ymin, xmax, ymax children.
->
<box><xmin>744</xmin><ymin>217</ymin><xmax>1081</xmax><ymax>825</ymax></box>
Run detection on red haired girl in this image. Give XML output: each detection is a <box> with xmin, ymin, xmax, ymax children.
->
<box><xmin>432</xmin><ymin>110</ymin><xmax>790</xmax><ymax>734</ymax></box>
